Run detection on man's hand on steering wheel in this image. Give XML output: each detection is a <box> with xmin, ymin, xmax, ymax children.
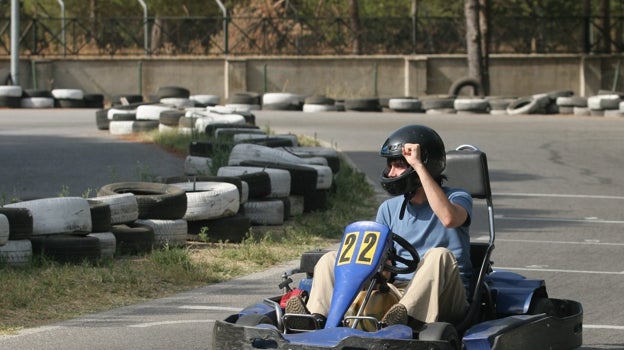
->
<box><xmin>383</xmin><ymin>233</ymin><xmax>420</xmax><ymax>275</ymax></box>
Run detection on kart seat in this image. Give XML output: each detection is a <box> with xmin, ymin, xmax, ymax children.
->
<box><xmin>442</xmin><ymin>145</ymin><xmax>495</xmax><ymax>332</ymax></box>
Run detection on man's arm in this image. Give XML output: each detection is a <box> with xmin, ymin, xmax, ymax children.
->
<box><xmin>402</xmin><ymin>143</ymin><xmax>468</xmax><ymax>228</ymax></box>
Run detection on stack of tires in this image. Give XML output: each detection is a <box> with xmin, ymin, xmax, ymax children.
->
<box><xmin>3</xmin><ymin>198</ymin><xmax>100</xmax><ymax>264</ymax></box>
<box><xmin>219</xmin><ymin>143</ymin><xmax>338</xmax><ymax>226</ymax></box>
<box><xmin>0</xmin><ymin>208</ymin><xmax>34</xmax><ymax>267</ymax></box>
<box><xmin>0</xmin><ymin>85</ymin><xmax>104</xmax><ymax>109</ymax></box>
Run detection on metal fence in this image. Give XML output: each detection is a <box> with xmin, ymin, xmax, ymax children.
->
<box><xmin>0</xmin><ymin>15</ymin><xmax>621</xmax><ymax>57</ymax></box>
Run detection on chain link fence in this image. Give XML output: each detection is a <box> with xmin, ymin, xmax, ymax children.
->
<box><xmin>0</xmin><ymin>15</ymin><xmax>622</xmax><ymax>57</ymax></box>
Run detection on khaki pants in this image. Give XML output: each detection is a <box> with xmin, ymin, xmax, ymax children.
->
<box><xmin>306</xmin><ymin>247</ymin><xmax>468</xmax><ymax>323</ymax></box>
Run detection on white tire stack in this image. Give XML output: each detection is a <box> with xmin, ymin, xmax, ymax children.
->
<box><xmin>5</xmin><ymin>197</ymin><xmax>92</xmax><ymax>236</ymax></box>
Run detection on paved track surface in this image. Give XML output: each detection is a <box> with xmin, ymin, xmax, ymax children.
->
<box><xmin>0</xmin><ymin>109</ymin><xmax>622</xmax><ymax>349</ymax></box>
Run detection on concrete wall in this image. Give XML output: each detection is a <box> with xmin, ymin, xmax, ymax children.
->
<box><xmin>4</xmin><ymin>54</ymin><xmax>624</xmax><ymax>105</ymax></box>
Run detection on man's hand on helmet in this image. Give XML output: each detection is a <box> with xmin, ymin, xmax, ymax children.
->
<box><xmin>402</xmin><ymin>143</ymin><xmax>423</xmax><ymax>169</ymax></box>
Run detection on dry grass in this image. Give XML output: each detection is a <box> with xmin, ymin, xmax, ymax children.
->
<box><xmin>0</xmin><ymin>152</ymin><xmax>377</xmax><ymax>334</ymax></box>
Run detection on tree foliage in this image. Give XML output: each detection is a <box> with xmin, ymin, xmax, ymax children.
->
<box><xmin>5</xmin><ymin>0</ymin><xmax>620</xmax><ymax>19</ymax></box>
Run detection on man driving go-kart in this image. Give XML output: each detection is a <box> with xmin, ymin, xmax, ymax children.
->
<box><xmin>213</xmin><ymin>123</ymin><xmax>583</xmax><ymax>349</ymax></box>
<box><xmin>285</xmin><ymin>124</ymin><xmax>473</xmax><ymax>330</ymax></box>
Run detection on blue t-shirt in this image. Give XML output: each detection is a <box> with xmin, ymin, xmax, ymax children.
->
<box><xmin>375</xmin><ymin>187</ymin><xmax>473</xmax><ymax>289</ymax></box>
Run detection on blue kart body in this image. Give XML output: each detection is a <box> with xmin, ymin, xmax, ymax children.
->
<box><xmin>212</xmin><ymin>147</ymin><xmax>583</xmax><ymax>350</ymax></box>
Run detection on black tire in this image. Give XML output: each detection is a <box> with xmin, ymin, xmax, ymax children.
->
<box><xmin>235</xmin><ymin>313</ymin><xmax>274</xmax><ymax>326</ymax></box>
<box><xmin>235</xmin><ymin>172</ymin><xmax>272</xmax><ymax>199</ymax></box>
<box><xmin>95</xmin><ymin>109</ymin><xmax>110</xmax><ymax>130</ymax></box>
<box><xmin>344</xmin><ymin>98</ymin><xmax>381</xmax><ymax>112</ymax></box>
<box><xmin>97</xmin><ymin>182</ymin><xmax>187</xmax><ymax>220</ymax></box>
<box><xmin>111</xmin><ymin>223</ymin><xmax>154</xmax><ymax>255</ymax></box>
<box><xmin>421</xmin><ymin>97</ymin><xmax>455</xmax><ymax>110</ymax></box>
<box><xmin>0</xmin><ymin>208</ymin><xmax>33</xmax><ymax>240</ymax></box>
<box><xmin>418</xmin><ymin>322</ymin><xmax>460</xmax><ymax>350</ymax></box>
<box><xmin>132</xmin><ymin>120</ymin><xmax>159</xmax><ymax>133</ymax></box>
<box><xmin>89</xmin><ymin>200</ymin><xmax>112</xmax><ymax>233</ymax></box>
<box><xmin>303</xmin><ymin>189</ymin><xmax>328</xmax><ymax>212</ymax></box>
<box><xmin>449</xmin><ymin>76</ymin><xmax>483</xmax><ymax>97</ymax></box>
<box><xmin>186</xmin><ymin>213</ymin><xmax>250</xmax><ymax>243</ymax></box>
<box><xmin>157</xmin><ymin>86</ymin><xmax>190</xmax><ymax>99</ymax></box>
<box><xmin>30</xmin><ymin>235</ymin><xmax>101</xmax><ymax>264</ymax></box>
<box><xmin>0</xmin><ymin>96</ymin><xmax>21</xmax><ymax>108</ymax></box>
<box><xmin>228</xmin><ymin>92</ymin><xmax>261</xmax><ymax>105</ymax></box>
<box><xmin>236</xmin><ymin>136</ymin><xmax>295</xmax><ymax>148</ymax></box>
<box><xmin>83</xmin><ymin>93</ymin><xmax>104</xmax><ymax>108</ymax></box>
<box><xmin>55</xmin><ymin>98</ymin><xmax>86</xmax><ymax>108</ymax></box>
<box><xmin>23</xmin><ymin>89</ymin><xmax>53</xmax><ymax>98</ymax></box>
<box><xmin>304</xmin><ymin>95</ymin><xmax>335</xmax><ymax>105</ymax></box>
<box><xmin>111</xmin><ymin>113</ymin><xmax>137</xmax><ymax>121</ymax></box>
<box><xmin>159</xmin><ymin>110</ymin><xmax>185</xmax><ymax>126</ymax></box>
<box><xmin>206</xmin><ymin>123</ymin><xmax>260</xmax><ymax>137</ymax></box>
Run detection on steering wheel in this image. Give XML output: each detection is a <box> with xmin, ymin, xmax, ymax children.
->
<box><xmin>384</xmin><ymin>233</ymin><xmax>420</xmax><ymax>275</ymax></box>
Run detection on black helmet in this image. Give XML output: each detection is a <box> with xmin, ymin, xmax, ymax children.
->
<box><xmin>379</xmin><ymin>125</ymin><xmax>446</xmax><ymax>196</ymax></box>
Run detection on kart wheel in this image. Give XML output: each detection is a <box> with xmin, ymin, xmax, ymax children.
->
<box><xmin>236</xmin><ymin>313</ymin><xmax>274</xmax><ymax>327</ymax></box>
<box><xmin>418</xmin><ymin>322</ymin><xmax>460</xmax><ymax>350</ymax></box>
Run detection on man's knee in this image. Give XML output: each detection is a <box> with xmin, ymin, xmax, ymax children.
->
<box><xmin>423</xmin><ymin>247</ymin><xmax>454</xmax><ymax>261</ymax></box>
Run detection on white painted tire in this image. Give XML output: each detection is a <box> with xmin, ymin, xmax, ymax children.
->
<box><xmin>0</xmin><ymin>240</ymin><xmax>32</xmax><ymax>267</ymax></box>
<box><xmin>303</xmin><ymin>104</ymin><xmax>337</xmax><ymax>112</ymax></box>
<box><xmin>160</xmin><ymin>97</ymin><xmax>195</xmax><ymax>108</ymax></box>
<box><xmin>20</xmin><ymin>97</ymin><xmax>55</xmax><ymax>108</ymax></box>
<box><xmin>51</xmin><ymin>88</ymin><xmax>84</xmax><ymax>100</ymax></box>
<box><xmin>134</xmin><ymin>219</ymin><xmax>187</xmax><ymax>248</ymax></box>
<box><xmin>453</xmin><ymin>98</ymin><xmax>489</xmax><ymax>111</ymax></box>
<box><xmin>193</xmin><ymin>113</ymin><xmax>246</xmax><ymax>133</ymax></box>
<box><xmin>88</xmin><ymin>232</ymin><xmax>116</xmax><ymax>259</ymax></box>
<box><xmin>243</xmin><ymin>199</ymin><xmax>284</xmax><ymax>225</ymax></box>
<box><xmin>0</xmin><ymin>214</ymin><xmax>9</xmax><ymax>246</ymax></box>
<box><xmin>0</xmin><ymin>85</ymin><xmax>23</xmax><ymax>97</ymax></box>
<box><xmin>228</xmin><ymin>143</ymin><xmax>315</xmax><ymax>166</ymax></box>
<box><xmin>90</xmin><ymin>193</ymin><xmax>138</xmax><ymax>224</ymax></box>
<box><xmin>388</xmin><ymin>98</ymin><xmax>422</xmax><ymax>112</ymax></box>
<box><xmin>233</xmin><ymin>133</ymin><xmax>299</xmax><ymax>146</ymax></box>
<box><xmin>107</xmin><ymin>107</ymin><xmax>137</xmax><ymax>120</ymax></box>
<box><xmin>109</xmin><ymin>120</ymin><xmax>135</xmax><ymax>135</ymax></box>
<box><xmin>224</xmin><ymin>103</ymin><xmax>261</xmax><ymax>111</ymax></box>
<box><xmin>169</xmin><ymin>182</ymin><xmax>240</xmax><ymax>221</ymax></box>
<box><xmin>191</xmin><ymin>94</ymin><xmax>220</xmax><ymax>106</ymax></box>
<box><xmin>184</xmin><ymin>155</ymin><xmax>213</xmax><ymax>176</ymax></box>
<box><xmin>217</xmin><ymin>166</ymin><xmax>291</xmax><ymax>198</ymax></box>
<box><xmin>587</xmin><ymin>94</ymin><xmax>621</xmax><ymax>110</ymax></box>
<box><xmin>305</xmin><ymin>164</ymin><xmax>333</xmax><ymax>190</ymax></box>
<box><xmin>5</xmin><ymin>197</ymin><xmax>92</xmax><ymax>235</ymax></box>
<box><xmin>136</xmin><ymin>104</ymin><xmax>177</xmax><ymax>120</ymax></box>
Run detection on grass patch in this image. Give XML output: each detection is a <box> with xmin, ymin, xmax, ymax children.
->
<box><xmin>0</xmin><ymin>130</ymin><xmax>377</xmax><ymax>333</ymax></box>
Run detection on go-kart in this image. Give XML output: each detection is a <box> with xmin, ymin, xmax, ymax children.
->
<box><xmin>212</xmin><ymin>146</ymin><xmax>583</xmax><ymax>350</ymax></box>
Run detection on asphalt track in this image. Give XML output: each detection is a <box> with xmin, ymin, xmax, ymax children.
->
<box><xmin>0</xmin><ymin>109</ymin><xmax>622</xmax><ymax>349</ymax></box>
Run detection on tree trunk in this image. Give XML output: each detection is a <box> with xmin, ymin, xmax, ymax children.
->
<box><xmin>599</xmin><ymin>0</ymin><xmax>611</xmax><ymax>53</ymax></box>
<box><xmin>464</xmin><ymin>0</ymin><xmax>482</xmax><ymax>92</ymax></box>
<box><xmin>478</xmin><ymin>0</ymin><xmax>490</xmax><ymax>95</ymax></box>
<box><xmin>349</xmin><ymin>0</ymin><xmax>361</xmax><ymax>55</ymax></box>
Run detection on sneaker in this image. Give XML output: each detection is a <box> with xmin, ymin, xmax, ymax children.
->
<box><xmin>381</xmin><ymin>303</ymin><xmax>408</xmax><ymax>326</ymax></box>
<box><xmin>285</xmin><ymin>295</ymin><xmax>310</xmax><ymax>315</ymax></box>
<box><xmin>284</xmin><ymin>296</ymin><xmax>325</xmax><ymax>331</ymax></box>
